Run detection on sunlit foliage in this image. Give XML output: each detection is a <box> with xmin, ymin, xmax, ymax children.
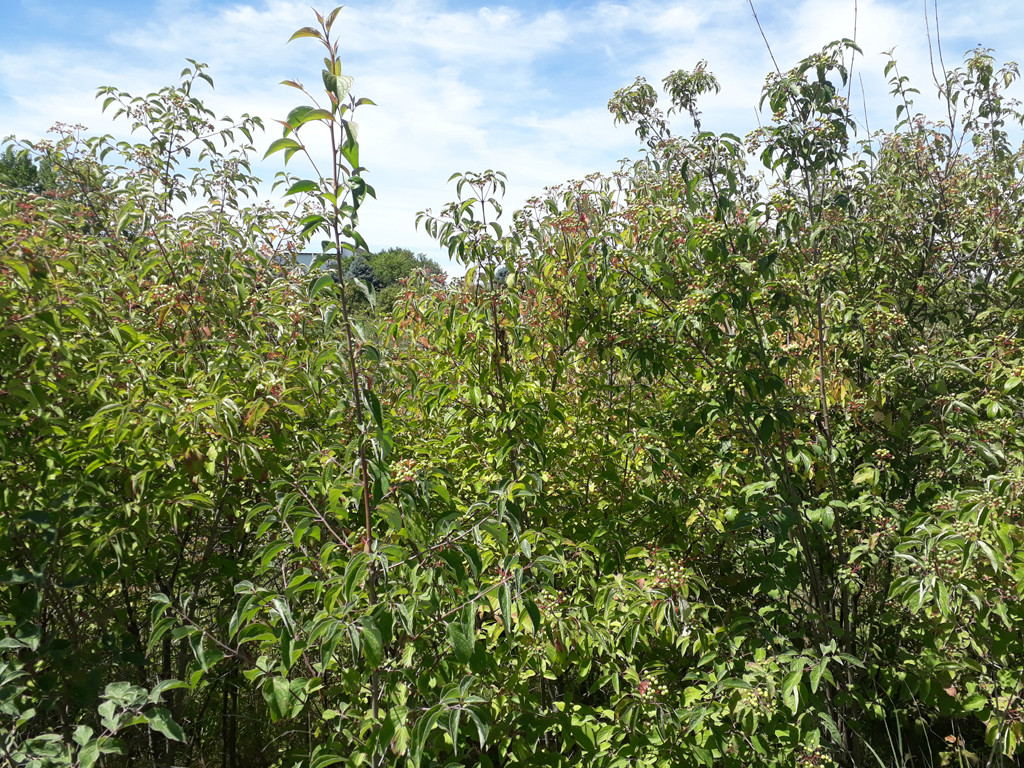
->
<box><xmin>2</xmin><ymin>11</ymin><xmax>1023</xmax><ymax>768</ymax></box>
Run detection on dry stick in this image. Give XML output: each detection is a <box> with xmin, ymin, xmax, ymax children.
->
<box><xmin>479</xmin><ymin>185</ymin><xmax>506</xmax><ymax>396</ymax></box>
<box><xmin>748</xmin><ymin>0</ymin><xmax>818</xmax><ymax>214</ymax></box>
<box><xmin>744</xmin><ymin>3</ymin><xmax>837</xmax><ymax>566</ymax></box>
<box><xmin>847</xmin><ymin>0</ymin><xmax>859</xmax><ymax>108</ymax></box>
<box><xmin>660</xmin><ymin>314</ymin><xmax>829</xmax><ymax>623</ymax></box>
<box><xmin>746</xmin><ymin>0</ymin><xmax>781</xmax><ymax>77</ymax></box>
<box><xmin>924</xmin><ymin>0</ymin><xmax>953</xmax><ymax>121</ymax></box>
<box><xmin>814</xmin><ymin>278</ymin><xmax>859</xmax><ymax>754</ymax></box>
<box><xmin>859</xmin><ymin>73</ymin><xmax>872</xmax><ymax>163</ymax></box>
<box><xmin>814</xmin><ymin>285</ymin><xmax>840</xmax><ymax>497</ymax></box>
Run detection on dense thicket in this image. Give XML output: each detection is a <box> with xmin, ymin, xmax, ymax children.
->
<box><xmin>2</xmin><ymin>11</ymin><xmax>1023</xmax><ymax>768</ymax></box>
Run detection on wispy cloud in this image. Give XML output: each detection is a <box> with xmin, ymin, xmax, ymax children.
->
<box><xmin>2</xmin><ymin>0</ymin><xmax>1022</xmax><ymax>272</ymax></box>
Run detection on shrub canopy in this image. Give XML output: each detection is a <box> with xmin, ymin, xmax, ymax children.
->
<box><xmin>2</xmin><ymin>14</ymin><xmax>1023</xmax><ymax>768</ymax></box>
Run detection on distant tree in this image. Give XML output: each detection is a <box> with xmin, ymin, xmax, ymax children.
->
<box><xmin>0</xmin><ymin>145</ymin><xmax>56</xmax><ymax>193</ymax></box>
<box><xmin>372</xmin><ymin>248</ymin><xmax>444</xmax><ymax>313</ymax></box>
<box><xmin>345</xmin><ymin>253</ymin><xmax>376</xmax><ymax>286</ymax></box>
<box><xmin>340</xmin><ymin>247</ymin><xmax>445</xmax><ymax>314</ymax></box>
<box><xmin>370</xmin><ymin>246</ymin><xmax>443</xmax><ymax>287</ymax></box>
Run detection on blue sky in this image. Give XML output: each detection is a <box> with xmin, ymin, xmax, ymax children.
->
<box><xmin>3</xmin><ymin>0</ymin><xmax>1023</xmax><ymax>271</ymax></box>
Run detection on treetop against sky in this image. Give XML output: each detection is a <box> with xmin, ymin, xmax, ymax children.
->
<box><xmin>2</xmin><ymin>0</ymin><xmax>1022</xmax><ymax>269</ymax></box>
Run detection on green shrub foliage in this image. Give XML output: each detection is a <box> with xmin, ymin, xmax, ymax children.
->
<box><xmin>2</xmin><ymin>11</ymin><xmax>1023</xmax><ymax>768</ymax></box>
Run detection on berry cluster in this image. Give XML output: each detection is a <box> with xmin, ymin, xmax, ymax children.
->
<box><xmin>735</xmin><ymin>684</ymin><xmax>774</xmax><ymax>715</ymax></box>
<box><xmin>872</xmin><ymin>447</ymin><xmax>894</xmax><ymax>463</ymax></box>
<box><xmin>635</xmin><ymin>676</ymin><xmax>669</xmax><ymax>702</ymax></box>
<box><xmin>950</xmin><ymin>518</ymin><xmax>983</xmax><ymax>541</ymax></box>
<box><xmin>392</xmin><ymin>458</ymin><xmax>419</xmax><ymax>484</ymax></box>
<box><xmin>796</xmin><ymin>744</ymin><xmax>834</xmax><ymax>767</ymax></box>
<box><xmin>648</xmin><ymin>558</ymin><xmax>691</xmax><ymax>595</ymax></box>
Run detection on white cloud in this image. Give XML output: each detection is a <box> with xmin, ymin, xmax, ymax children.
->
<box><xmin>3</xmin><ymin>0</ymin><xmax>1023</xmax><ymax>272</ymax></box>
<box><xmin>304</xmin><ymin>1</ymin><xmax>575</xmax><ymax>69</ymax></box>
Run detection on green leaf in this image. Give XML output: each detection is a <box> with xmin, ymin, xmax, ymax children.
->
<box><xmin>299</xmin><ymin>214</ymin><xmax>327</xmax><ymax>235</ymax></box>
<box><xmin>340</xmin><ymin>137</ymin><xmax>359</xmax><ymax>169</ymax></box>
<box><xmin>853</xmin><ymin>465</ymin><xmax>878</xmax><ymax>486</ymax></box>
<box><xmin>264</xmin><ymin>137</ymin><xmax>304</xmax><ymax>160</ymax></box>
<box><xmin>499</xmin><ymin>584</ymin><xmax>514</xmax><ymax>631</ymax></box>
<box><xmin>308</xmin><ymin>273</ymin><xmax>336</xmax><ymax>299</ymax></box>
<box><xmin>311</xmin><ymin>752</ymin><xmax>345</xmax><ymax>768</ymax></box>
<box><xmin>335</xmin><ymin>74</ymin><xmax>354</xmax><ymax>101</ymax></box>
<box><xmin>782</xmin><ymin>669</ymin><xmax>802</xmax><ymax>713</ymax></box>
<box><xmin>322</xmin><ymin>70</ymin><xmax>337</xmax><ymax>95</ymax></box>
<box><xmin>410</xmin><ymin>706</ymin><xmax>443</xmax><ymax>768</ymax></box>
<box><xmin>962</xmin><ymin>692</ymin><xmax>988</xmax><ymax>712</ymax></box>
<box><xmin>288</xmin><ymin>26</ymin><xmax>322</xmax><ymax>42</ymax></box>
<box><xmin>524</xmin><ymin>599</ymin><xmax>541</xmax><ymax>633</ymax></box>
<box><xmin>78</xmin><ymin>741</ymin><xmax>100</xmax><ymax>768</ymax></box>
<box><xmin>691</xmin><ymin>742</ymin><xmax>713</xmax><ymax>766</ymax></box>
<box><xmin>263</xmin><ymin>677</ymin><xmax>306</xmax><ymax>722</ymax></box>
<box><xmin>445</xmin><ymin>708</ymin><xmax>461</xmax><ymax>754</ymax></box>
<box><xmin>325</xmin><ymin>6</ymin><xmax>342</xmax><ymax>31</ymax></box>
<box><xmin>286</xmin><ymin>179</ymin><xmax>319</xmax><ymax>195</ymax></box>
<box><xmin>364</xmin><ymin>390</ymin><xmax>384</xmax><ymax>431</ymax></box>
<box><xmin>285</xmin><ymin>106</ymin><xmax>334</xmax><ymax>132</ymax></box>
<box><xmin>361</xmin><ymin>619</ymin><xmax>383</xmax><ymax>668</ymax></box>
<box><xmin>467</xmin><ymin>708</ymin><xmax>490</xmax><ymax>749</ymax></box>
<box><xmin>810</xmin><ymin>659</ymin><xmax>827</xmax><ymax>693</ymax></box>
<box><xmin>447</xmin><ymin>612</ymin><xmax>474</xmax><ymax>664</ymax></box>
<box><xmin>819</xmin><ymin>711</ymin><xmax>842</xmax><ymax>745</ymax></box>
<box><xmin>261</xmin><ymin>541</ymin><xmax>290</xmax><ymax>567</ymax></box>
<box><xmin>344</xmin><ymin>552</ymin><xmax>369</xmax><ymax>601</ymax></box>
<box><xmin>148</xmin><ymin>680</ymin><xmax>189</xmax><ymax>705</ymax></box>
<box><xmin>146</xmin><ymin>707</ymin><xmax>186</xmax><ymax>743</ymax></box>
<box><xmin>718</xmin><ymin>677</ymin><xmax>751</xmax><ymax>692</ymax></box>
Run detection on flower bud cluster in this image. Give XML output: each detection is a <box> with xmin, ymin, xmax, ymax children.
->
<box><xmin>871</xmin><ymin>513</ymin><xmax>899</xmax><ymax>539</ymax></box>
<box><xmin>690</xmin><ymin>219</ymin><xmax>728</xmax><ymax>251</ymax></box>
<box><xmin>861</xmin><ymin>306</ymin><xmax>908</xmax><ymax>341</ymax></box>
<box><xmin>254</xmin><ymin>378</ymin><xmax>283</xmax><ymax>404</ymax></box>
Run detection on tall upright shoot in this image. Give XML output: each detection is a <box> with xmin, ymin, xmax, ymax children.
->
<box><xmin>264</xmin><ymin>5</ymin><xmax>382</xmax><ymax>712</ymax></box>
